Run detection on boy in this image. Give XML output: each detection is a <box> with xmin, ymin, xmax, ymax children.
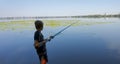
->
<box><xmin>34</xmin><ymin>20</ymin><xmax>53</xmax><ymax>64</ymax></box>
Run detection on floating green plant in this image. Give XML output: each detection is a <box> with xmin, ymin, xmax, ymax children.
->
<box><xmin>0</xmin><ymin>20</ymin><xmax>113</xmax><ymax>31</ymax></box>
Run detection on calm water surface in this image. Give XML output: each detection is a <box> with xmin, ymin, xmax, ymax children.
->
<box><xmin>0</xmin><ymin>18</ymin><xmax>120</xmax><ymax>64</ymax></box>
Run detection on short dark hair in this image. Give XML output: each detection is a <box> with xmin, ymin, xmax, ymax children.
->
<box><xmin>34</xmin><ymin>20</ymin><xmax>43</xmax><ymax>29</ymax></box>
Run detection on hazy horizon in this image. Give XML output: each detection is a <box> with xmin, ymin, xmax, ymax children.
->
<box><xmin>0</xmin><ymin>0</ymin><xmax>120</xmax><ymax>17</ymax></box>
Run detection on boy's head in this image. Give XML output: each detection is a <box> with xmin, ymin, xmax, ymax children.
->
<box><xmin>35</xmin><ymin>20</ymin><xmax>44</xmax><ymax>31</ymax></box>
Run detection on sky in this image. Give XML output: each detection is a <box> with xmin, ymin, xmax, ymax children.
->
<box><xmin>0</xmin><ymin>0</ymin><xmax>120</xmax><ymax>17</ymax></box>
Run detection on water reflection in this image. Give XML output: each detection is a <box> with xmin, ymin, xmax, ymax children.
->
<box><xmin>0</xmin><ymin>18</ymin><xmax>120</xmax><ymax>64</ymax></box>
<box><xmin>93</xmin><ymin>23</ymin><xmax>120</xmax><ymax>58</ymax></box>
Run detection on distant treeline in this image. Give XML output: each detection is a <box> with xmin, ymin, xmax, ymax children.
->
<box><xmin>0</xmin><ymin>14</ymin><xmax>120</xmax><ymax>20</ymax></box>
<box><xmin>71</xmin><ymin>14</ymin><xmax>120</xmax><ymax>18</ymax></box>
<box><xmin>0</xmin><ymin>16</ymin><xmax>71</xmax><ymax>20</ymax></box>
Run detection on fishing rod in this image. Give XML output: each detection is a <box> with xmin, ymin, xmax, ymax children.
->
<box><xmin>46</xmin><ymin>21</ymin><xmax>78</xmax><ymax>42</ymax></box>
<box><xmin>38</xmin><ymin>21</ymin><xmax>78</xmax><ymax>47</ymax></box>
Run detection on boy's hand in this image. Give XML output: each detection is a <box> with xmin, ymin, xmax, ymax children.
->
<box><xmin>45</xmin><ymin>36</ymin><xmax>54</xmax><ymax>42</ymax></box>
<box><xmin>50</xmin><ymin>36</ymin><xmax>54</xmax><ymax>39</ymax></box>
<box><xmin>42</xmin><ymin>40</ymin><xmax>47</xmax><ymax>43</ymax></box>
<box><xmin>44</xmin><ymin>38</ymin><xmax>50</xmax><ymax>42</ymax></box>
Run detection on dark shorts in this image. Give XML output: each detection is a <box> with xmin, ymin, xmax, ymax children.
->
<box><xmin>38</xmin><ymin>53</ymin><xmax>48</xmax><ymax>62</ymax></box>
<box><xmin>36</xmin><ymin>49</ymin><xmax>48</xmax><ymax>62</ymax></box>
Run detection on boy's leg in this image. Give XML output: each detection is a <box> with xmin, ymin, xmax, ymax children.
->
<box><xmin>41</xmin><ymin>58</ymin><xmax>47</xmax><ymax>64</ymax></box>
<box><xmin>38</xmin><ymin>52</ymin><xmax>48</xmax><ymax>64</ymax></box>
<box><xmin>41</xmin><ymin>56</ymin><xmax>47</xmax><ymax>64</ymax></box>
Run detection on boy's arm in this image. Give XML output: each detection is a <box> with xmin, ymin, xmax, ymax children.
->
<box><xmin>34</xmin><ymin>40</ymin><xmax>39</xmax><ymax>47</ymax></box>
<box><xmin>34</xmin><ymin>36</ymin><xmax>54</xmax><ymax>47</ymax></box>
<box><xmin>34</xmin><ymin>40</ymin><xmax>47</xmax><ymax>47</ymax></box>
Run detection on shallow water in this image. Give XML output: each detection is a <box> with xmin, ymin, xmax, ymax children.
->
<box><xmin>0</xmin><ymin>18</ymin><xmax>120</xmax><ymax>64</ymax></box>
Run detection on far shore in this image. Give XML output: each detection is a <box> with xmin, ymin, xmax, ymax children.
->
<box><xmin>0</xmin><ymin>14</ymin><xmax>120</xmax><ymax>20</ymax></box>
